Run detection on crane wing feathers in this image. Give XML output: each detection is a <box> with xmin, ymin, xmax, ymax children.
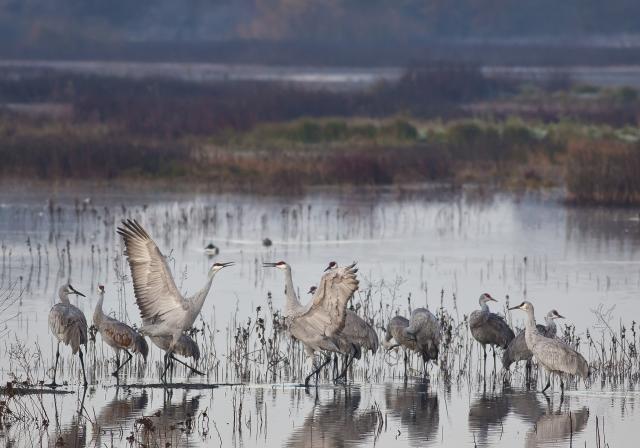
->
<box><xmin>48</xmin><ymin>303</ymin><xmax>88</xmax><ymax>353</ymax></box>
<box><xmin>531</xmin><ymin>338</ymin><xmax>588</xmax><ymax>377</ymax></box>
<box><xmin>300</xmin><ymin>263</ymin><xmax>359</xmax><ymax>337</ymax></box>
<box><xmin>117</xmin><ymin>219</ymin><xmax>185</xmax><ymax>323</ymax></box>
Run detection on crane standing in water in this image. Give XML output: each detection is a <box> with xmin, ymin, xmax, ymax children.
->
<box><xmin>509</xmin><ymin>301</ymin><xmax>589</xmax><ymax>393</ymax></box>
<box><xmin>383</xmin><ymin>307</ymin><xmax>441</xmax><ymax>378</ymax></box>
<box><xmin>117</xmin><ymin>219</ymin><xmax>233</xmax><ymax>380</ymax></box>
<box><xmin>48</xmin><ymin>283</ymin><xmax>89</xmax><ymax>387</ymax></box>
<box><xmin>93</xmin><ymin>285</ymin><xmax>148</xmax><ymax>379</ymax></box>
<box><xmin>263</xmin><ymin>261</ymin><xmax>359</xmax><ymax>387</ymax></box>
<box><xmin>307</xmin><ymin>285</ymin><xmax>378</xmax><ymax>382</ymax></box>
<box><xmin>469</xmin><ymin>293</ymin><xmax>515</xmax><ymax>372</ymax></box>
<box><xmin>502</xmin><ymin>309</ymin><xmax>564</xmax><ymax>374</ymax></box>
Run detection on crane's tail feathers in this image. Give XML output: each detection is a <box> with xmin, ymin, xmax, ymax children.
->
<box><xmin>136</xmin><ymin>335</ymin><xmax>149</xmax><ymax>361</ymax></box>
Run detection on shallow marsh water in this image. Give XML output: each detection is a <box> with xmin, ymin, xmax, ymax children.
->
<box><xmin>0</xmin><ymin>184</ymin><xmax>639</xmax><ymax>447</ymax></box>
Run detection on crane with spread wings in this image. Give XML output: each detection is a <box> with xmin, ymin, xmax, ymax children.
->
<box><xmin>264</xmin><ymin>260</ymin><xmax>359</xmax><ymax>387</ymax></box>
<box><xmin>117</xmin><ymin>219</ymin><xmax>233</xmax><ymax>379</ymax></box>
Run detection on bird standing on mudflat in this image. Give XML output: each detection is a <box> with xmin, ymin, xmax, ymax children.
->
<box><xmin>383</xmin><ymin>307</ymin><xmax>441</xmax><ymax>378</ymax></box>
<box><xmin>264</xmin><ymin>260</ymin><xmax>359</xmax><ymax>387</ymax></box>
<box><xmin>93</xmin><ymin>285</ymin><xmax>148</xmax><ymax>379</ymax></box>
<box><xmin>48</xmin><ymin>283</ymin><xmax>89</xmax><ymax>387</ymax></box>
<box><xmin>509</xmin><ymin>301</ymin><xmax>588</xmax><ymax>393</ymax></box>
<box><xmin>469</xmin><ymin>293</ymin><xmax>515</xmax><ymax>372</ymax></box>
<box><xmin>117</xmin><ymin>219</ymin><xmax>233</xmax><ymax>380</ymax></box>
<box><xmin>502</xmin><ymin>309</ymin><xmax>563</xmax><ymax>372</ymax></box>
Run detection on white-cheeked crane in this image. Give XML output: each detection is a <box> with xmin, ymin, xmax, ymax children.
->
<box><xmin>263</xmin><ymin>260</ymin><xmax>359</xmax><ymax>387</ymax></box>
<box><xmin>48</xmin><ymin>283</ymin><xmax>89</xmax><ymax>387</ymax></box>
<box><xmin>117</xmin><ymin>219</ymin><xmax>233</xmax><ymax>380</ymax></box>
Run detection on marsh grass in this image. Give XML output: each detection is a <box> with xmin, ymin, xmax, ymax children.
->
<box><xmin>3</xmin><ymin>68</ymin><xmax>640</xmax><ymax>202</ymax></box>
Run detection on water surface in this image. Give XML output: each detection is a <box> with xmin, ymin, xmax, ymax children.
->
<box><xmin>0</xmin><ymin>185</ymin><xmax>638</xmax><ymax>447</ymax></box>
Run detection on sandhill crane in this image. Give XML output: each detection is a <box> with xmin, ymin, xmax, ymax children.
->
<box><xmin>48</xmin><ymin>283</ymin><xmax>89</xmax><ymax>387</ymax></box>
<box><xmin>93</xmin><ymin>285</ymin><xmax>148</xmax><ymax>379</ymax></box>
<box><xmin>307</xmin><ymin>285</ymin><xmax>378</xmax><ymax>382</ymax></box>
<box><xmin>263</xmin><ymin>261</ymin><xmax>359</xmax><ymax>387</ymax></box>
<box><xmin>503</xmin><ymin>309</ymin><xmax>563</xmax><ymax>372</ymax></box>
<box><xmin>383</xmin><ymin>308</ymin><xmax>441</xmax><ymax>378</ymax></box>
<box><xmin>117</xmin><ymin>219</ymin><xmax>233</xmax><ymax>379</ymax></box>
<box><xmin>469</xmin><ymin>293</ymin><xmax>515</xmax><ymax>372</ymax></box>
<box><xmin>508</xmin><ymin>301</ymin><xmax>589</xmax><ymax>393</ymax></box>
<box><xmin>149</xmin><ymin>334</ymin><xmax>203</xmax><ymax>379</ymax></box>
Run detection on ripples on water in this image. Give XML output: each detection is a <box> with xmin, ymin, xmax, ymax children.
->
<box><xmin>0</xmin><ymin>185</ymin><xmax>638</xmax><ymax>447</ymax></box>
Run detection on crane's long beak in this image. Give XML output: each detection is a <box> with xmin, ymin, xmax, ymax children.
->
<box><xmin>70</xmin><ymin>286</ymin><xmax>86</xmax><ymax>297</ymax></box>
<box><xmin>508</xmin><ymin>305</ymin><xmax>520</xmax><ymax>311</ymax></box>
<box><xmin>220</xmin><ymin>262</ymin><xmax>235</xmax><ymax>268</ymax></box>
<box><xmin>556</xmin><ymin>313</ymin><xmax>565</xmax><ymax>319</ymax></box>
<box><xmin>263</xmin><ymin>262</ymin><xmax>278</xmax><ymax>268</ymax></box>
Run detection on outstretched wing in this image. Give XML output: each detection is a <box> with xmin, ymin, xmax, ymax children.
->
<box><xmin>117</xmin><ymin>219</ymin><xmax>185</xmax><ymax>324</ymax></box>
<box><xmin>298</xmin><ymin>263</ymin><xmax>359</xmax><ymax>337</ymax></box>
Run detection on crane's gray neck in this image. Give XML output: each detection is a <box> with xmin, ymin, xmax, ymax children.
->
<box><xmin>93</xmin><ymin>292</ymin><xmax>105</xmax><ymax>325</ymax></box>
<box><xmin>479</xmin><ymin>301</ymin><xmax>490</xmax><ymax>314</ymax></box>
<box><xmin>522</xmin><ymin>307</ymin><xmax>539</xmax><ymax>351</ymax></box>
<box><xmin>58</xmin><ymin>286</ymin><xmax>70</xmax><ymax>304</ymax></box>
<box><xmin>189</xmin><ymin>269</ymin><xmax>217</xmax><ymax>317</ymax></box>
<box><xmin>544</xmin><ymin>315</ymin><xmax>557</xmax><ymax>337</ymax></box>
<box><xmin>284</xmin><ymin>265</ymin><xmax>302</xmax><ymax>316</ymax></box>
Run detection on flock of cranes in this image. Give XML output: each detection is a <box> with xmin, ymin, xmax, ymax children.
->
<box><xmin>47</xmin><ymin>219</ymin><xmax>589</xmax><ymax>393</ymax></box>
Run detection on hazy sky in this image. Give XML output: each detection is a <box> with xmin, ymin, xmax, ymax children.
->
<box><xmin>3</xmin><ymin>0</ymin><xmax>640</xmax><ymax>45</ymax></box>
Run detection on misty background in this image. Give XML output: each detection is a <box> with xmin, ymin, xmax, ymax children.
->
<box><xmin>3</xmin><ymin>0</ymin><xmax>640</xmax><ymax>65</ymax></box>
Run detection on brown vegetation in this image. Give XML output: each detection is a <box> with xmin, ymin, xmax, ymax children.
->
<box><xmin>2</xmin><ymin>69</ymin><xmax>640</xmax><ymax>202</ymax></box>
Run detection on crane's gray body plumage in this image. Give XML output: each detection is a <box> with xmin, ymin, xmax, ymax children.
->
<box><xmin>335</xmin><ymin>310</ymin><xmax>379</xmax><ymax>359</ymax></box>
<box><xmin>513</xmin><ymin>301</ymin><xmax>589</xmax><ymax>382</ymax></box>
<box><xmin>93</xmin><ymin>288</ymin><xmax>148</xmax><ymax>361</ymax></box>
<box><xmin>502</xmin><ymin>310</ymin><xmax>558</xmax><ymax>369</ymax></box>
<box><xmin>150</xmin><ymin>334</ymin><xmax>200</xmax><ymax>361</ymax></box>
<box><xmin>282</xmin><ymin>263</ymin><xmax>359</xmax><ymax>355</ymax></box>
<box><xmin>269</xmin><ymin>261</ymin><xmax>359</xmax><ymax>384</ymax></box>
<box><xmin>384</xmin><ymin>308</ymin><xmax>441</xmax><ymax>364</ymax></box>
<box><xmin>48</xmin><ymin>285</ymin><xmax>88</xmax><ymax>354</ymax></box>
<box><xmin>469</xmin><ymin>295</ymin><xmax>515</xmax><ymax>350</ymax></box>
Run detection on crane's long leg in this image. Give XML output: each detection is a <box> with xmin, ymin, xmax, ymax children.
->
<box><xmin>403</xmin><ymin>350</ymin><xmax>408</xmax><ymax>380</ymax></box>
<box><xmin>483</xmin><ymin>345</ymin><xmax>487</xmax><ymax>372</ymax></box>
<box><xmin>47</xmin><ymin>342</ymin><xmax>61</xmax><ymax>388</ymax></box>
<box><xmin>304</xmin><ymin>354</ymin><xmax>331</xmax><ymax>388</ymax></box>
<box><xmin>113</xmin><ymin>350</ymin><xmax>133</xmax><ymax>377</ymax></box>
<box><xmin>316</xmin><ymin>355</ymin><xmax>332</xmax><ymax>384</ymax></box>
<box><xmin>542</xmin><ymin>372</ymin><xmax>551</xmax><ymax>393</ymax></box>
<box><xmin>170</xmin><ymin>355</ymin><xmax>204</xmax><ymax>376</ymax></box>
<box><xmin>113</xmin><ymin>352</ymin><xmax>121</xmax><ymax>377</ymax></box>
<box><xmin>334</xmin><ymin>352</ymin><xmax>354</xmax><ymax>383</ymax></box>
<box><xmin>78</xmin><ymin>349</ymin><xmax>88</xmax><ymax>387</ymax></box>
<box><xmin>161</xmin><ymin>352</ymin><xmax>171</xmax><ymax>383</ymax></box>
<box><xmin>492</xmin><ymin>345</ymin><xmax>497</xmax><ymax>374</ymax></box>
